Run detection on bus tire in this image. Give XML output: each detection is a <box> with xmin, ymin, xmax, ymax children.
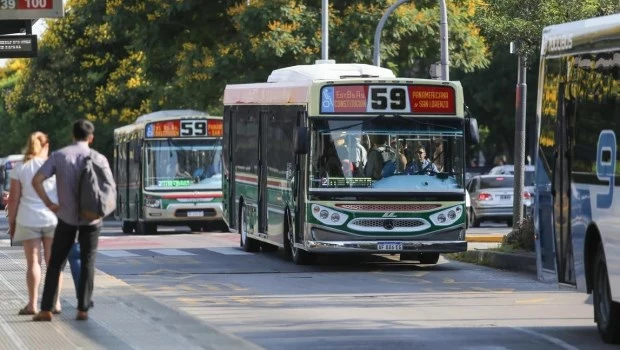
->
<box><xmin>593</xmin><ymin>242</ymin><xmax>620</xmax><ymax>344</ymax></box>
<box><xmin>122</xmin><ymin>221</ymin><xmax>135</xmax><ymax>234</ymax></box>
<box><xmin>261</xmin><ymin>242</ymin><xmax>279</xmax><ymax>253</ymax></box>
<box><xmin>419</xmin><ymin>253</ymin><xmax>440</xmax><ymax>265</ymax></box>
<box><xmin>284</xmin><ymin>212</ymin><xmax>314</xmax><ymax>265</ymax></box>
<box><xmin>136</xmin><ymin>222</ymin><xmax>156</xmax><ymax>235</ymax></box>
<box><xmin>470</xmin><ymin>208</ymin><xmax>480</xmax><ymax>228</ymax></box>
<box><xmin>239</xmin><ymin>204</ymin><xmax>260</xmax><ymax>252</ymax></box>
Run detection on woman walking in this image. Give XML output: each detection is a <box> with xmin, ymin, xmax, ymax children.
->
<box><xmin>7</xmin><ymin>132</ymin><xmax>62</xmax><ymax>315</ymax></box>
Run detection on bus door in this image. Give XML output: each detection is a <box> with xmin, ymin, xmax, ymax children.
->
<box><xmin>553</xmin><ymin>83</ymin><xmax>576</xmax><ymax>286</ymax></box>
<box><xmin>258</xmin><ymin>111</ymin><xmax>269</xmax><ymax>235</ymax></box>
<box><xmin>224</xmin><ymin>108</ymin><xmax>237</xmax><ymax>228</ymax></box>
<box><xmin>293</xmin><ymin>110</ymin><xmax>307</xmax><ymax>241</ymax></box>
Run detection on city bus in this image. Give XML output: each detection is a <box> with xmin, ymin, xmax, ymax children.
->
<box><xmin>114</xmin><ymin>110</ymin><xmax>225</xmax><ymax>235</ymax></box>
<box><xmin>222</xmin><ymin>62</ymin><xmax>479</xmax><ymax>264</ymax></box>
<box><xmin>535</xmin><ymin>13</ymin><xmax>620</xmax><ymax>343</ymax></box>
<box><xmin>2</xmin><ymin>154</ymin><xmax>24</xmax><ymax>211</ymax></box>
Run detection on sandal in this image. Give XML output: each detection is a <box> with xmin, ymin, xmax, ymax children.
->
<box><xmin>18</xmin><ymin>306</ymin><xmax>36</xmax><ymax>315</ymax></box>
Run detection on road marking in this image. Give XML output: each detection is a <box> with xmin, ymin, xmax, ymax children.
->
<box><xmin>515</xmin><ymin>298</ymin><xmax>550</xmax><ymax>304</ymax></box>
<box><xmin>205</xmin><ymin>247</ymin><xmax>253</xmax><ymax>255</ymax></box>
<box><xmin>99</xmin><ymin>250</ymin><xmax>140</xmax><ymax>257</ymax></box>
<box><xmin>511</xmin><ymin>327</ymin><xmax>580</xmax><ymax>350</ymax></box>
<box><xmin>149</xmin><ymin>248</ymin><xmax>196</xmax><ymax>256</ymax></box>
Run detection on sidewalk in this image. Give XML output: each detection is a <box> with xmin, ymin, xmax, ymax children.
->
<box><xmin>0</xmin><ymin>246</ymin><xmax>262</xmax><ymax>350</ymax></box>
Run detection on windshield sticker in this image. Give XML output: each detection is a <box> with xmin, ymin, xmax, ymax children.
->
<box><xmin>157</xmin><ymin>179</ymin><xmax>193</xmax><ymax>187</ymax></box>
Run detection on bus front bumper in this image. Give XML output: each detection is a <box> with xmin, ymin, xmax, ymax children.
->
<box><xmin>144</xmin><ymin>203</ymin><xmax>224</xmax><ymax>222</ymax></box>
<box><xmin>305</xmin><ymin>240</ymin><xmax>467</xmax><ymax>253</ymax></box>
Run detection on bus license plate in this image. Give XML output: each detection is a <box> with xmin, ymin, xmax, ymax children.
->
<box><xmin>187</xmin><ymin>211</ymin><xmax>203</xmax><ymax>217</ymax></box>
<box><xmin>377</xmin><ymin>242</ymin><xmax>403</xmax><ymax>251</ymax></box>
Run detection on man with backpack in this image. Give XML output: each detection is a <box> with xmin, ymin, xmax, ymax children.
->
<box><xmin>31</xmin><ymin>119</ymin><xmax>116</xmax><ymax>322</ymax></box>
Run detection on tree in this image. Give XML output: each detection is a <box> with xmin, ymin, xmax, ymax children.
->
<box><xmin>456</xmin><ymin>0</ymin><xmax>620</xmax><ymax>165</ymax></box>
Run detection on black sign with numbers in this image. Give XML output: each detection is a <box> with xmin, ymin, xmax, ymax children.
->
<box><xmin>0</xmin><ymin>34</ymin><xmax>36</xmax><ymax>58</ymax></box>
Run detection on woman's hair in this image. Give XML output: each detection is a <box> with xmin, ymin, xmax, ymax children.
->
<box><xmin>24</xmin><ymin>131</ymin><xmax>49</xmax><ymax>162</ymax></box>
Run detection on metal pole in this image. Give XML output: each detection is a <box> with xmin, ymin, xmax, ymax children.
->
<box><xmin>322</xmin><ymin>0</ymin><xmax>329</xmax><ymax>60</ymax></box>
<box><xmin>373</xmin><ymin>0</ymin><xmax>409</xmax><ymax>66</ymax></box>
<box><xmin>438</xmin><ymin>0</ymin><xmax>449</xmax><ymax>80</ymax></box>
<box><xmin>512</xmin><ymin>45</ymin><xmax>527</xmax><ymax>229</ymax></box>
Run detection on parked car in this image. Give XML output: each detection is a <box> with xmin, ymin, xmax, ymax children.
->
<box><xmin>488</xmin><ymin>164</ymin><xmax>535</xmax><ymax>216</ymax></box>
<box><xmin>466</xmin><ymin>174</ymin><xmax>532</xmax><ymax>227</ymax></box>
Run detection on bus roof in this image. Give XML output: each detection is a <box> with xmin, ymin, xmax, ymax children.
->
<box><xmin>135</xmin><ymin>109</ymin><xmax>209</xmax><ymax>123</ymax></box>
<box><xmin>541</xmin><ymin>13</ymin><xmax>620</xmax><ymax>56</ymax></box>
<box><xmin>267</xmin><ymin>63</ymin><xmax>395</xmax><ymax>83</ymax></box>
<box><xmin>114</xmin><ymin>109</ymin><xmax>213</xmax><ymax>136</ymax></box>
<box><xmin>224</xmin><ymin>62</ymin><xmax>460</xmax><ymax>108</ymax></box>
<box><xmin>5</xmin><ymin>154</ymin><xmax>24</xmax><ymax>162</ymax></box>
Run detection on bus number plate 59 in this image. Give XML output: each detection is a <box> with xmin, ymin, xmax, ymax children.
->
<box><xmin>377</xmin><ymin>242</ymin><xmax>403</xmax><ymax>251</ymax></box>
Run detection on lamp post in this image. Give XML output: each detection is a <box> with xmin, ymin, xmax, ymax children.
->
<box><xmin>322</xmin><ymin>0</ymin><xmax>329</xmax><ymax>60</ymax></box>
<box><xmin>510</xmin><ymin>40</ymin><xmax>527</xmax><ymax>229</ymax></box>
<box><xmin>373</xmin><ymin>0</ymin><xmax>449</xmax><ymax>80</ymax></box>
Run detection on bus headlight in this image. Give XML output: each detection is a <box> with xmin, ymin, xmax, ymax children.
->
<box><xmin>430</xmin><ymin>205</ymin><xmax>464</xmax><ymax>226</ymax></box>
<box><xmin>144</xmin><ymin>196</ymin><xmax>161</xmax><ymax>208</ymax></box>
<box><xmin>311</xmin><ymin>204</ymin><xmax>348</xmax><ymax>226</ymax></box>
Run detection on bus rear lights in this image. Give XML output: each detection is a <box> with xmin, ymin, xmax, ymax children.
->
<box><xmin>478</xmin><ymin>193</ymin><xmax>493</xmax><ymax>201</ymax></box>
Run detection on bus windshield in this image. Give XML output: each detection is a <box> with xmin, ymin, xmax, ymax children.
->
<box><xmin>309</xmin><ymin>116</ymin><xmax>464</xmax><ymax>194</ymax></box>
<box><xmin>144</xmin><ymin>139</ymin><xmax>222</xmax><ymax>191</ymax></box>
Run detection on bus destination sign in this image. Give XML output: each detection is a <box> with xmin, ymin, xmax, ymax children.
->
<box><xmin>0</xmin><ymin>0</ymin><xmax>64</xmax><ymax>20</ymax></box>
<box><xmin>145</xmin><ymin>119</ymin><xmax>223</xmax><ymax>138</ymax></box>
<box><xmin>320</xmin><ymin>84</ymin><xmax>455</xmax><ymax>115</ymax></box>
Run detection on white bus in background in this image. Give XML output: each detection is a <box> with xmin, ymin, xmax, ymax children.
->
<box><xmin>2</xmin><ymin>154</ymin><xmax>24</xmax><ymax>212</ymax></box>
<box><xmin>535</xmin><ymin>13</ymin><xmax>620</xmax><ymax>344</ymax></box>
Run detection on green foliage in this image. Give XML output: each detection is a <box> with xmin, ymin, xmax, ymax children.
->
<box><xmin>0</xmin><ymin>0</ymin><xmax>489</xmax><ymax>159</ymax></box>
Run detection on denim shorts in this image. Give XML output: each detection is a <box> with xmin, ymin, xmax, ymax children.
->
<box><xmin>13</xmin><ymin>224</ymin><xmax>55</xmax><ymax>242</ymax></box>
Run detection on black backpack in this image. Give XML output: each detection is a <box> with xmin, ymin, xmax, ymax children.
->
<box><xmin>79</xmin><ymin>150</ymin><xmax>117</xmax><ymax>221</ymax></box>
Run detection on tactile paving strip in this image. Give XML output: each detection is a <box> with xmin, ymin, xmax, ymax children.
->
<box><xmin>0</xmin><ymin>247</ymin><xmax>263</xmax><ymax>350</ymax></box>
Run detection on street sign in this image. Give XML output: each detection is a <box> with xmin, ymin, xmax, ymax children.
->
<box><xmin>0</xmin><ymin>34</ymin><xmax>36</xmax><ymax>58</ymax></box>
<box><xmin>0</xmin><ymin>0</ymin><xmax>64</xmax><ymax>20</ymax></box>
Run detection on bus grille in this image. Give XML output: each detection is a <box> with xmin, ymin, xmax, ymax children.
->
<box><xmin>335</xmin><ymin>204</ymin><xmax>440</xmax><ymax>212</ymax></box>
<box><xmin>347</xmin><ymin>218</ymin><xmax>430</xmax><ymax>232</ymax></box>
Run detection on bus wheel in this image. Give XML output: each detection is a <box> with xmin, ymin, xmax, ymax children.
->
<box><xmin>594</xmin><ymin>242</ymin><xmax>620</xmax><ymax>344</ymax></box>
<box><xmin>122</xmin><ymin>221</ymin><xmax>135</xmax><ymax>234</ymax></box>
<box><xmin>284</xmin><ymin>214</ymin><xmax>314</xmax><ymax>265</ymax></box>
<box><xmin>136</xmin><ymin>222</ymin><xmax>156</xmax><ymax>235</ymax></box>
<box><xmin>419</xmin><ymin>253</ymin><xmax>440</xmax><ymax>265</ymax></box>
<box><xmin>188</xmin><ymin>224</ymin><xmax>203</xmax><ymax>232</ymax></box>
<box><xmin>239</xmin><ymin>205</ymin><xmax>260</xmax><ymax>252</ymax></box>
<box><xmin>470</xmin><ymin>208</ymin><xmax>480</xmax><ymax>228</ymax></box>
<box><xmin>261</xmin><ymin>242</ymin><xmax>279</xmax><ymax>253</ymax></box>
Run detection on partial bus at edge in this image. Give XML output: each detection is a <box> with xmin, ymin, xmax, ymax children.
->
<box><xmin>113</xmin><ymin>110</ymin><xmax>226</xmax><ymax>235</ymax></box>
<box><xmin>535</xmin><ymin>13</ymin><xmax>620</xmax><ymax>344</ymax></box>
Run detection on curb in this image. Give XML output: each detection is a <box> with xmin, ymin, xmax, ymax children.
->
<box><xmin>466</xmin><ymin>234</ymin><xmax>504</xmax><ymax>243</ymax></box>
<box><xmin>446</xmin><ymin>249</ymin><xmax>537</xmax><ymax>275</ymax></box>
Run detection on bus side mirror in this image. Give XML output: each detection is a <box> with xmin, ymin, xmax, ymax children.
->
<box><xmin>294</xmin><ymin>127</ymin><xmax>309</xmax><ymax>154</ymax></box>
<box><xmin>466</xmin><ymin>118</ymin><xmax>480</xmax><ymax>145</ymax></box>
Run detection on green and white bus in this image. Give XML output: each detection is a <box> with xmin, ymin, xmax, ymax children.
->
<box><xmin>114</xmin><ymin>110</ymin><xmax>225</xmax><ymax>235</ymax></box>
<box><xmin>223</xmin><ymin>63</ymin><xmax>479</xmax><ymax>264</ymax></box>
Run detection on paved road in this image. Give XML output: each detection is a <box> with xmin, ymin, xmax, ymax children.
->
<box><xmin>0</xmin><ymin>217</ymin><xmax>609</xmax><ymax>349</ymax></box>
